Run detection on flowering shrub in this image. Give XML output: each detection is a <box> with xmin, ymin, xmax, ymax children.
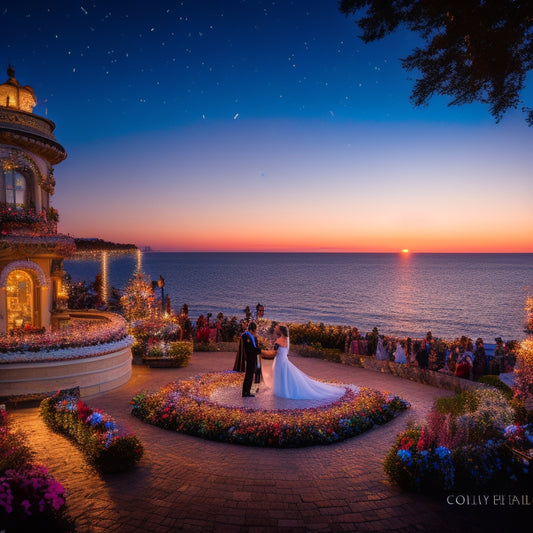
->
<box><xmin>504</xmin><ymin>423</ymin><xmax>533</xmax><ymax>452</ymax></box>
<box><xmin>129</xmin><ymin>315</ymin><xmax>181</xmax><ymax>356</ymax></box>
<box><xmin>477</xmin><ymin>375</ymin><xmax>514</xmax><ymax>399</ymax></box>
<box><xmin>0</xmin><ymin>204</ymin><xmax>44</xmax><ymax>224</ymax></box>
<box><xmin>0</xmin><ymin>409</ymin><xmax>69</xmax><ymax>529</ymax></box>
<box><xmin>131</xmin><ymin>372</ymin><xmax>410</xmax><ymax>447</ymax></box>
<box><xmin>196</xmin><ymin>326</ymin><xmax>210</xmax><ymax>342</ymax></box>
<box><xmin>40</xmin><ymin>390</ymin><xmax>143</xmax><ymax>473</ymax></box>
<box><xmin>0</xmin><ymin>464</ymin><xmax>66</xmax><ymax>515</ymax></box>
<box><xmin>287</xmin><ymin>322</ymin><xmax>354</xmax><ymax>351</ymax></box>
<box><xmin>384</xmin><ymin>427</ymin><xmax>455</xmax><ymax>492</ymax></box>
<box><xmin>297</xmin><ymin>343</ymin><xmax>344</xmax><ymax>363</ymax></box>
<box><xmin>0</xmin><ymin>313</ymin><xmax>129</xmax><ymax>356</ymax></box>
<box><xmin>514</xmin><ymin>338</ymin><xmax>533</xmax><ymax>400</ymax></box>
<box><xmin>452</xmin><ymin>440</ymin><xmax>518</xmax><ymax>490</ymax></box>
<box><xmin>0</xmin><ymin>410</ymin><xmax>33</xmax><ymax>473</ymax></box>
<box><xmin>526</xmin><ymin>296</ymin><xmax>533</xmax><ymax>333</ymax></box>
<box><xmin>385</xmin><ymin>387</ymin><xmax>532</xmax><ymax>493</ymax></box>
<box><xmin>193</xmin><ymin>340</ymin><xmax>221</xmax><ymax>352</ymax></box>
<box><xmin>466</xmin><ymin>388</ymin><xmax>516</xmax><ymax>429</ymax></box>
<box><xmin>145</xmin><ymin>340</ymin><xmax>193</xmax><ymax>367</ymax></box>
<box><xmin>0</xmin><ymin>203</ymin><xmax>57</xmax><ymax>235</ymax></box>
<box><xmin>218</xmin><ymin>315</ymin><xmax>240</xmax><ymax>342</ymax></box>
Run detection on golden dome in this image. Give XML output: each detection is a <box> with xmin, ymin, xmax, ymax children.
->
<box><xmin>0</xmin><ymin>66</ymin><xmax>37</xmax><ymax>113</ymax></box>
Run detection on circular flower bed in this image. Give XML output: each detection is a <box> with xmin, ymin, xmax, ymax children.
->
<box><xmin>131</xmin><ymin>371</ymin><xmax>410</xmax><ymax>447</ymax></box>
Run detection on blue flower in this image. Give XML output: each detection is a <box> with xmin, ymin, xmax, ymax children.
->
<box><xmin>88</xmin><ymin>412</ymin><xmax>103</xmax><ymax>426</ymax></box>
<box><xmin>397</xmin><ymin>449</ymin><xmax>412</xmax><ymax>465</ymax></box>
<box><xmin>434</xmin><ymin>446</ymin><xmax>450</xmax><ymax>459</ymax></box>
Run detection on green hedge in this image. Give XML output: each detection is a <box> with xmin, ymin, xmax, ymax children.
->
<box><xmin>40</xmin><ymin>390</ymin><xmax>143</xmax><ymax>474</ymax></box>
<box><xmin>477</xmin><ymin>375</ymin><xmax>514</xmax><ymax>399</ymax></box>
<box><xmin>145</xmin><ymin>340</ymin><xmax>193</xmax><ymax>366</ymax></box>
<box><xmin>297</xmin><ymin>343</ymin><xmax>344</xmax><ymax>363</ymax></box>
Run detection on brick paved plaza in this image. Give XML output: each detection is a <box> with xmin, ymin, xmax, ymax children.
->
<box><xmin>10</xmin><ymin>352</ymin><xmax>528</xmax><ymax>532</ymax></box>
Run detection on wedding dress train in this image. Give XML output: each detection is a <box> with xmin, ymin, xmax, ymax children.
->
<box><xmin>272</xmin><ymin>343</ymin><xmax>345</xmax><ymax>400</ymax></box>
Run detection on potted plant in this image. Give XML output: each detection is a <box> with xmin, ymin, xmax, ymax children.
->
<box><xmin>143</xmin><ymin>340</ymin><xmax>193</xmax><ymax>367</ymax></box>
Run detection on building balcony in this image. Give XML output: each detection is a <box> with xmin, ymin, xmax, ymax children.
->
<box><xmin>1</xmin><ymin>204</ymin><xmax>58</xmax><ymax>236</ymax></box>
<box><xmin>0</xmin><ymin>107</ymin><xmax>66</xmax><ymax>165</ymax></box>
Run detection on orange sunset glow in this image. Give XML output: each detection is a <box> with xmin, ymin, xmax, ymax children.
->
<box><xmin>55</xmin><ymin>120</ymin><xmax>533</xmax><ymax>253</ymax></box>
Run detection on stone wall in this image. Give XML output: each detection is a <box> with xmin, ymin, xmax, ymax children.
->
<box><xmin>0</xmin><ymin>341</ymin><xmax>133</xmax><ymax>400</ymax></box>
<box><xmin>340</xmin><ymin>354</ymin><xmax>489</xmax><ymax>393</ymax></box>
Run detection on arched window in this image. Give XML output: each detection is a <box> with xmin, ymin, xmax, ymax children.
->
<box><xmin>6</xmin><ymin>270</ymin><xmax>34</xmax><ymax>331</ymax></box>
<box><xmin>4</xmin><ymin>170</ymin><xmax>27</xmax><ymax>205</ymax></box>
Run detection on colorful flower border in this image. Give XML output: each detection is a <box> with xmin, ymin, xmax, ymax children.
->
<box><xmin>131</xmin><ymin>371</ymin><xmax>410</xmax><ymax>447</ymax></box>
<box><xmin>40</xmin><ymin>390</ymin><xmax>144</xmax><ymax>474</ymax></box>
<box><xmin>0</xmin><ymin>313</ymin><xmax>130</xmax><ymax>359</ymax></box>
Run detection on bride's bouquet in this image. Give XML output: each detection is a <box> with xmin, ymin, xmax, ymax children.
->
<box><xmin>256</xmin><ymin>319</ymin><xmax>276</xmax><ymax>358</ymax></box>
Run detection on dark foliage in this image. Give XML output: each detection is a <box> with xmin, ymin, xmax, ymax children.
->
<box><xmin>339</xmin><ymin>0</ymin><xmax>533</xmax><ymax>124</ymax></box>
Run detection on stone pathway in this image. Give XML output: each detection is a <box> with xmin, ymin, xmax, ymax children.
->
<box><xmin>10</xmin><ymin>352</ymin><xmax>528</xmax><ymax>532</ymax></box>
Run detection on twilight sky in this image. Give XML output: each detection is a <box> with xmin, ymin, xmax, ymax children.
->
<box><xmin>3</xmin><ymin>1</ymin><xmax>532</xmax><ymax>252</ymax></box>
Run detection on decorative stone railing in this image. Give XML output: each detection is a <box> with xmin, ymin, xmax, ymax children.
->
<box><xmin>341</xmin><ymin>354</ymin><xmax>489</xmax><ymax>393</ymax></box>
<box><xmin>0</xmin><ymin>234</ymin><xmax>76</xmax><ymax>260</ymax></box>
<box><xmin>0</xmin><ymin>311</ymin><xmax>133</xmax><ymax>400</ymax></box>
<box><xmin>0</xmin><ymin>107</ymin><xmax>58</xmax><ymax>140</ymax></box>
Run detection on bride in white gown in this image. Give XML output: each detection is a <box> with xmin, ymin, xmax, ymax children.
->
<box><xmin>262</xmin><ymin>324</ymin><xmax>345</xmax><ymax>401</ymax></box>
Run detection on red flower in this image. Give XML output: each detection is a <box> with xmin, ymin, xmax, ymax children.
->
<box><xmin>76</xmin><ymin>400</ymin><xmax>93</xmax><ymax>421</ymax></box>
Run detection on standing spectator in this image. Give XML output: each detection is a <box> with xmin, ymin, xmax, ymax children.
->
<box><xmin>455</xmin><ymin>340</ymin><xmax>474</xmax><ymax>379</ymax></box>
<box><xmin>492</xmin><ymin>337</ymin><xmax>505</xmax><ymax>374</ymax></box>
<box><xmin>424</xmin><ymin>331</ymin><xmax>434</xmax><ymax>353</ymax></box>
<box><xmin>416</xmin><ymin>340</ymin><xmax>429</xmax><ymax>370</ymax></box>
<box><xmin>196</xmin><ymin>314</ymin><xmax>206</xmax><ymax>329</ymax></box>
<box><xmin>366</xmin><ymin>327</ymin><xmax>379</xmax><ymax>356</ymax></box>
<box><xmin>446</xmin><ymin>346</ymin><xmax>460</xmax><ymax>374</ymax></box>
<box><xmin>405</xmin><ymin>337</ymin><xmax>413</xmax><ymax>365</ymax></box>
<box><xmin>503</xmin><ymin>341</ymin><xmax>517</xmax><ymax>372</ymax></box>
<box><xmin>178</xmin><ymin>304</ymin><xmax>192</xmax><ymax>340</ymax></box>
<box><xmin>196</xmin><ymin>314</ymin><xmax>209</xmax><ymax>342</ymax></box>
<box><xmin>349</xmin><ymin>327</ymin><xmax>361</xmax><ymax>355</ymax></box>
<box><xmin>216</xmin><ymin>312</ymin><xmax>224</xmax><ymax>342</ymax></box>
<box><xmin>394</xmin><ymin>340</ymin><xmax>407</xmax><ymax>363</ymax></box>
<box><xmin>375</xmin><ymin>337</ymin><xmax>389</xmax><ymax>360</ymax></box>
<box><xmin>472</xmin><ymin>338</ymin><xmax>486</xmax><ymax>380</ymax></box>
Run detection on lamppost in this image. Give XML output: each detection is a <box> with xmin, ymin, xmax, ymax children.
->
<box><xmin>157</xmin><ymin>275</ymin><xmax>165</xmax><ymax>312</ymax></box>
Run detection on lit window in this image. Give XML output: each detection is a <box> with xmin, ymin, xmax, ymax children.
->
<box><xmin>5</xmin><ymin>170</ymin><xmax>27</xmax><ymax>205</ymax></box>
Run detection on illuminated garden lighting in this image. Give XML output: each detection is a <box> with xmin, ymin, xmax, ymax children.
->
<box><xmin>101</xmin><ymin>251</ymin><xmax>108</xmax><ymax>304</ymax></box>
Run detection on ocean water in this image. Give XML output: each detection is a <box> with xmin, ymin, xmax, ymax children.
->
<box><xmin>63</xmin><ymin>252</ymin><xmax>533</xmax><ymax>341</ymax></box>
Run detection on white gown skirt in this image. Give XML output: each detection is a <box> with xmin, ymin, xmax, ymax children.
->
<box><xmin>272</xmin><ymin>346</ymin><xmax>345</xmax><ymax>400</ymax></box>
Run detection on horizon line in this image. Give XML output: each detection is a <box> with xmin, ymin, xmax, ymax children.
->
<box><xmin>137</xmin><ymin>249</ymin><xmax>533</xmax><ymax>254</ymax></box>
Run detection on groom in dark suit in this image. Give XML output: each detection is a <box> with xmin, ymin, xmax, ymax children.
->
<box><xmin>242</xmin><ymin>322</ymin><xmax>262</xmax><ymax>397</ymax></box>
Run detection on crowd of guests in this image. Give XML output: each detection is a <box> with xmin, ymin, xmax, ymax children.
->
<box><xmin>178</xmin><ymin>302</ymin><xmax>515</xmax><ymax>381</ymax></box>
<box><xmin>349</xmin><ymin>329</ymin><xmax>516</xmax><ymax>380</ymax></box>
<box><xmin>177</xmin><ymin>303</ymin><xmax>265</xmax><ymax>343</ymax></box>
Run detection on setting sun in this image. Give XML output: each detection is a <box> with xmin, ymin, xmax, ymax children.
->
<box><xmin>401</xmin><ymin>249</ymin><xmax>410</xmax><ymax>253</ymax></box>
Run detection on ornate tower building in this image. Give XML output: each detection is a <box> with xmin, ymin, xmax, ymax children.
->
<box><xmin>0</xmin><ymin>66</ymin><xmax>74</xmax><ymax>334</ymax></box>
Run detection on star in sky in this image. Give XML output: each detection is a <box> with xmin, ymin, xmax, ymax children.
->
<box><xmin>1</xmin><ymin>2</ymin><xmax>531</xmax><ymax>252</ymax></box>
